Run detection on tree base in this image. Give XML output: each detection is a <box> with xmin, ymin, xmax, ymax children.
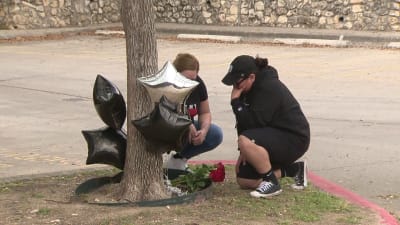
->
<box><xmin>74</xmin><ymin>171</ymin><xmax>213</xmax><ymax>206</ymax></box>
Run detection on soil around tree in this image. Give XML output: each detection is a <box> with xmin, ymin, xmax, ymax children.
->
<box><xmin>0</xmin><ymin>168</ymin><xmax>382</xmax><ymax>225</ymax></box>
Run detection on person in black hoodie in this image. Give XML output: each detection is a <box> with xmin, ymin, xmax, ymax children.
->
<box><xmin>222</xmin><ymin>55</ymin><xmax>310</xmax><ymax>198</ymax></box>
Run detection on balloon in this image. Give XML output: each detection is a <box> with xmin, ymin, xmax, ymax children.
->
<box><xmin>132</xmin><ymin>95</ymin><xmax>191</xmax><ymax>152</ymax></box>
<box><xmin>93</xmin><ymin>74</ymin><xmax>126</xmax><ymax>130</ymax></box>
<box><xmin>137</xmin><ymin>61</ymin><xmax>199</xmax><ymax>109</ymax></box>
<box><xmin>82</xmin><ymin>127</ymin><xmax>126</xmax><ymax>170</ymax></box>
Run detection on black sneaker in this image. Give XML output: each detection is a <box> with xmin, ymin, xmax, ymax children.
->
<box><xmin>291</xmin><ymin>161</ymin><xmax>307</xmax><ymax>190</ymax></box>
<box><xmin>250</xmin><ymin>181</ymin><xmax>282</xmax><ymax>198</ymax></box>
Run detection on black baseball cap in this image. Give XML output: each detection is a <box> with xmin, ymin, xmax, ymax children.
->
<box><xmin>222</xmin><ymin>55</ymin><xmax>257</xmax><ymax>86</ymax></box>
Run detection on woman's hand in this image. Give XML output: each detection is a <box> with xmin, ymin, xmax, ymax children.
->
<box><xmin>188</xmin><ymin>124</ymin><xmax>197</xmax><ymax>144</ymax></box>
<box><xmin>188</xmin><ymin>124</ymin><xmax>206</xmax><ymax>146</ymax></box>
<box><xmin>235</xmin><ymin>153</ymin><xmax>247</xmax><ymax>173</ymax></box>
<box><xmin>231</xmin><ymin>86</ymin><xmax>243</xmax><ymax>100</ymax></box>
<box><xmin>191</xmin><ymin>128</ymin><xmax>206</xmax><ymax>146</ymax></box>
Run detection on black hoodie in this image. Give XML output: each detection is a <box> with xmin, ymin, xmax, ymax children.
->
<box><xmin>230</xmin><ymin>66</ymin><xmax>310</xmax><ymax>142</ymax></box>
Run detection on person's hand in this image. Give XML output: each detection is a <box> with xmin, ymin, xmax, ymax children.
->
<box><xmin>235</xmin><ymin>153</ymin><xmax>247</xmax><ymax>174</ymax></box>
<box><xmin>188</xmin><ymin>124</ymin><xmax>197</xmax><ymax>144</ymax></box>
<box><xmin>191</xmin><ymin>128</ymin><xmax>206</xmax><ymax>146</ymax></box>
<box><xmin>231</xmin><ymin>86</ymin><xmax>243</xmax><ymax>100</ymax></box>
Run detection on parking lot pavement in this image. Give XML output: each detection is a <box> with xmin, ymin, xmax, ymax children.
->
<box><xmin>1</xmin><ymin>25</ymin><xmax>400</xmax><ymax>220</ymax></box>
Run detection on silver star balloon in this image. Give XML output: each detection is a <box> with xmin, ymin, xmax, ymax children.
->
<box><xmin>138</xmin><ymin>61</ymin><xmax>199</xmax><ymax>107</ymax></box>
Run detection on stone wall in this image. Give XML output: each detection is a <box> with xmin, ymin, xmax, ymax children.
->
<box><xmin>0</xmin><ymin>0</ymin><xmax>120</xmax><ymax>29</ymax></box>
<box><xmin>1</xmin><ymin>0</ymin><xmax>400</xmax><ymax>31</ymax></box>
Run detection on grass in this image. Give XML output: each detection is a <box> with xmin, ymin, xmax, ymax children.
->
<box><xmin>93</xmin><ymin>166</ymin><xmax>375</xmax><ymax>225</ymax></box>
<box><xmin>37</xmin><ymin>207</ymin><xmax>51</xmax><ymax>216</ymax></box>
<box><xmin>0</xmin><ymin>166</ymin><xmax>379</xmax><ymax>225</ymax></box>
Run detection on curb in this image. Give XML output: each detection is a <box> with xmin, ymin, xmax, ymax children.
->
<box><xmin>273</xmin><ymin>38</ymin><xmax>349</xmax><ymax>47</ymax></box>
<box><xmin>177</xmin><ymin>34</ymin><xmax>242</xmax><ymax>43</ymax></box>
<box><xmin>308</xmin><ymin>171</ymin><xmax>399</xmax><ymax>225</ymax></box>
<box><xmin>97</xmin><ymin>31</ymin><xmax>400</xmax><ymax>49</ymax></box>
<box><xmin>189</xmin><ymin>159</ymin><xmax>399</xmax><ymax>225</ymax></box>
<box><xmin>3</xmin><ymin>25</ymin><xmax>400</xmax><ymax>49</ymax></box>
<box><xmin>154</xmin><ymin>23</ymin><xmax>400</xmax><ymax>44</ymax></box>
<box><xmin>388</xmin><ymin>42</ymin><xmax>400</xmax><ymax>48</ymax></box>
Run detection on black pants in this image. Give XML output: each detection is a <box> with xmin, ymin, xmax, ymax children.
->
<box><xmin>237</xmin><ymin>127</ymin><xmax>309</xmax><ymax>179</ymax></box>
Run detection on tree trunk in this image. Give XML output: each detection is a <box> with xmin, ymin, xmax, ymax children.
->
<box><xmin>119</xmin><ymin>0</ymin><xmax>168</xmax><ymax>201</ymax></box>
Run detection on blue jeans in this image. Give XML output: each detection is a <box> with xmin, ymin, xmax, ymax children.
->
<box><xmin>179</xmin><ymin>121</ymin><xmax>223</xmax><ymax>159</ymax></box>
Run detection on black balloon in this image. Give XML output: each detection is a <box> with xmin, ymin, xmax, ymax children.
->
<box><xmin>82</xmin><ymin>127</ymin><xmax>126</xmax><ymax>170</ymax></box>
<box><xmin>132</xmin><ymin>95</ymin><xmax>191</xmax><ymax>152</ymax></box>
<box><xmin>93</xmin><ymin>74</ymin><xmax>126</xmax><ymax>130</ymax></box>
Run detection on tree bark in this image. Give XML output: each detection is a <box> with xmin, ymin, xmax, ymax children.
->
<box><xmin>119</xmin><ymin>0</ymin><xmax>168</xmax><ymax>201</ymax></box>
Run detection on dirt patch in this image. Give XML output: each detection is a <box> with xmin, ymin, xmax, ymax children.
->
<box><xmin>0</xmin><ymin>168</ymin><xmax>382</xmax><ymax>225</ymax></box>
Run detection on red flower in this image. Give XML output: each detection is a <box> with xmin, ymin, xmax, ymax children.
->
<box><xmin>187</xmin><ymin>107</ymin><xmax>198</xmax><ymax>118</ymax></box>
<box><xmin>209</xmin><ymin>162</ymin><xmax>225</xmax><ymax>182</ymax></box>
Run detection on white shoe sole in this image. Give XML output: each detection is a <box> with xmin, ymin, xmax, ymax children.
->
<box><xmin>162</xmin><ymin>154</ymin><xmax>188</xmax><ymax>171</ymax></box>
<box><xmin>250</xmin><ymin>189</ymin><xmax>282</xmax><ymax>198</ymax></box>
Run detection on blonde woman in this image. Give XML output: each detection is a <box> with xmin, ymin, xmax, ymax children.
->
<box><xmin>164</xmin><ymin>53</ymin><xmax>223</xmax><ymax>170</ymax></box>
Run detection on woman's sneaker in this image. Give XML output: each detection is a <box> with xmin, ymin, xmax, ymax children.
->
<box><xmin>163</xmin><ymin>153</ymin><xmax>190</xmax><ymax>171</ymax></box>
<box><xmin>291</xmin><ymin>161</ymin><xmax>307</xmax><ymax>190</ymax></box>
<box><xmin>250</xmin><ymin>181</ymin><xmax>282</xmax><ymax>198</ymax></box>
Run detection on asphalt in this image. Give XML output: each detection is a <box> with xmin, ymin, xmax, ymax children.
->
<box><xmin>1</xmin><ymin>22</ymin><xmax>400</xmax><ymax>224</ymax></box>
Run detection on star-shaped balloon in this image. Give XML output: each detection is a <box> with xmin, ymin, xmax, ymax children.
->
<box><xmin>82</xmin><ymin>127</ymin><xmax>126</xmax><ymax>170</ymax></box>
<box><xmin>137</xmin><ymin>61</ymin><xmax>199</xmax><ymax>107</ymax></box>
<box><xmin>132</xmin><ymin>95</ymin><xmax>191</xmax><ymax>152</ymax></box>
<box><xmin>93</xmin><ymin>75</ymin><xmax>126</xmax><ymax>130</ymax></box>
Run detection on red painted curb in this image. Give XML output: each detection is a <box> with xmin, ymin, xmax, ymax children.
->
<box><xmin>308</xmin><ymin>171</ymin><xmax>399</xmax><ymax>225</ymax></box>
<box><xmin>189</xmin><ymin>159</ymin><xmax>236</xmax><ymax>165</ymax></box>
<box><xmin>188</xmin><ymin>160</ymin><xmax>399</xmax><ymax>225</ymax></box>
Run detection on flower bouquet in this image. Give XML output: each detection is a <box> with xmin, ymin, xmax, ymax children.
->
<box><xmin>169</xmin><ymin>162</ymin><xmax>225</xmax><ymax>195</ymax></box>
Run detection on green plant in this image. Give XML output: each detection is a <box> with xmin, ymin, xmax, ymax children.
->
<box><xmin>171</xmin><ymin>164</ymin><xmax>214</xmax><ymax>193</ymax></box>
<box><xmin>37</xmin><ymin>208</ymin><xmax>51</xmax><ymax>215</ymax></box>
<box><xmin>31</xmin><ymin>193</ymin><xmax>45</xmax><ymax>198</ymax></box>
